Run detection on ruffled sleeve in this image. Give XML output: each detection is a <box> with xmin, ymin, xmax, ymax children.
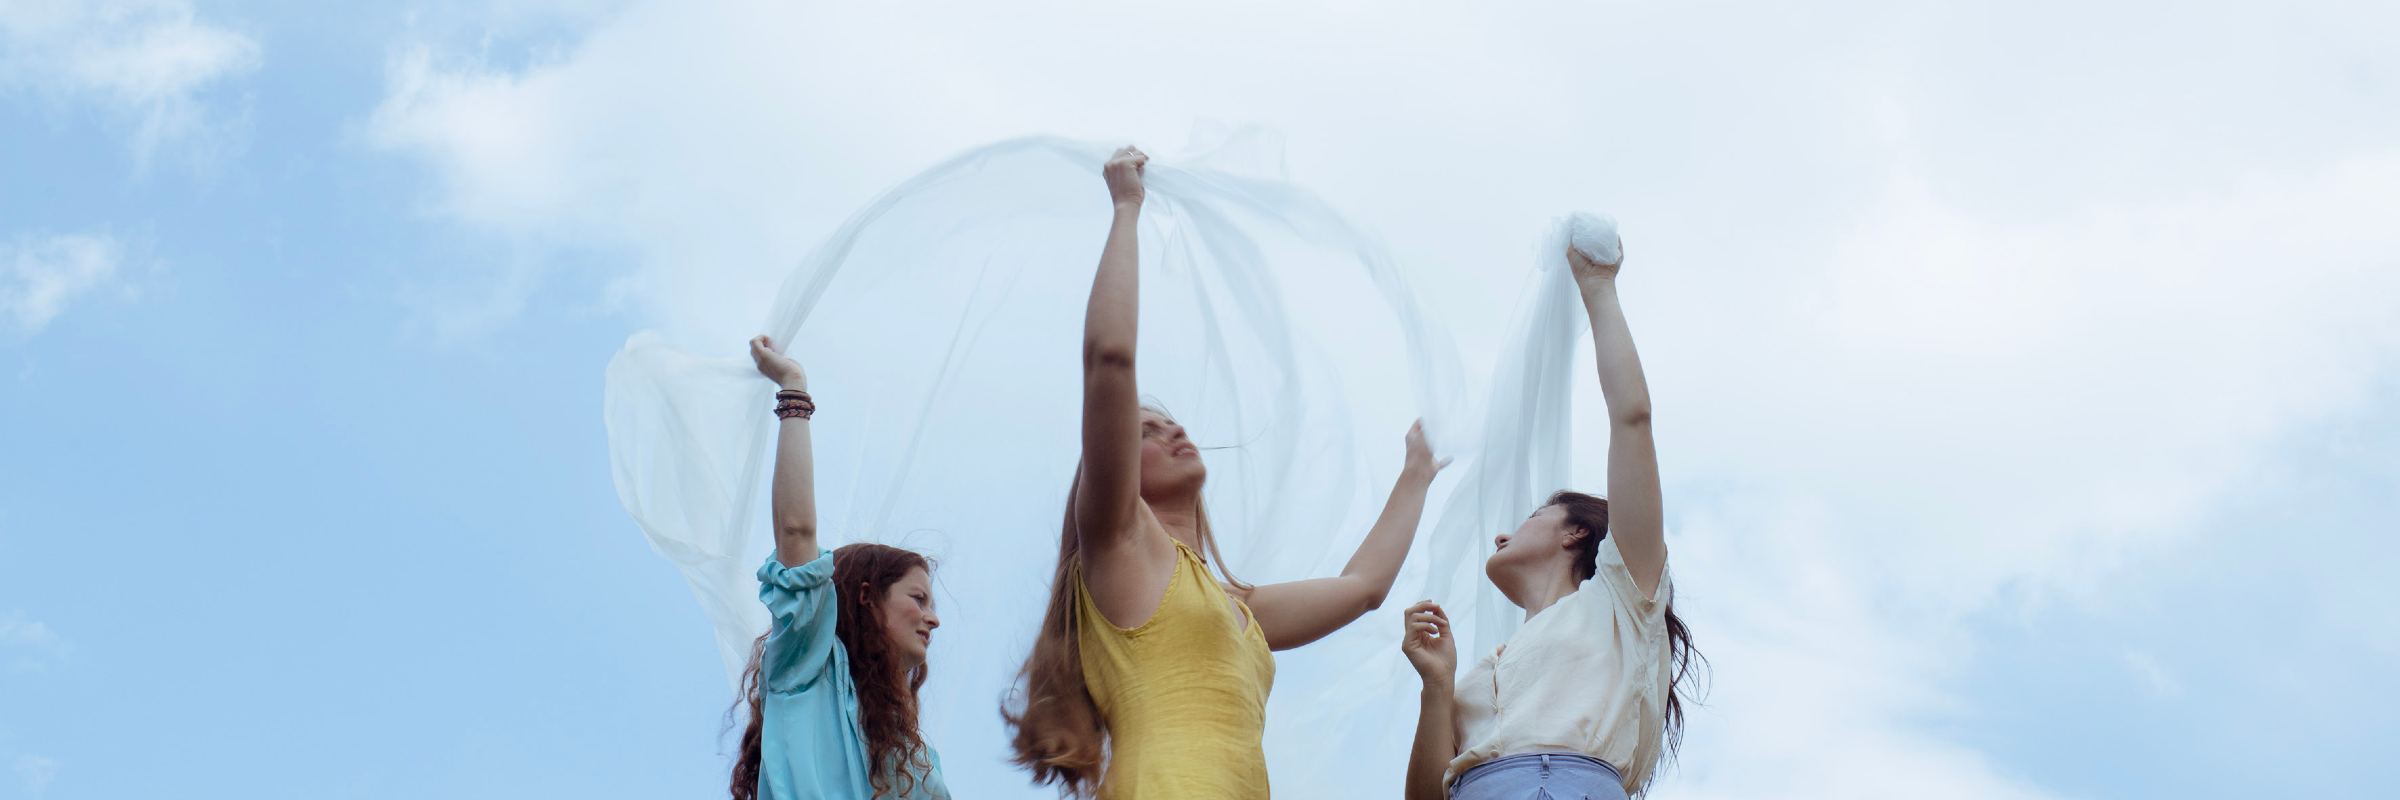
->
<box><xmin>758</xmin><ymin>551</ymin><xmax>840</xmax><ymax>694</ymax></box>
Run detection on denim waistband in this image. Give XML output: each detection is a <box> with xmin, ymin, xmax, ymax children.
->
<box><xmin>1453</xmin><ymin>752</ymin><xmax>1623</xmax><ymax>796</ymax></box>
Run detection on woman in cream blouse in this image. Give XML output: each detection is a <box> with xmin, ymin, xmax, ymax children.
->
<box><xmin>1400</xmin><ymin>218</ymin><xmax>1702</xmax><ymax>800</ymax></box>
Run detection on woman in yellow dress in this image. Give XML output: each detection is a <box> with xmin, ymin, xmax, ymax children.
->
<box><xmin>1002</xmin><ymin>146</ymin><xmax>1449</xmax><ymax>799</ymax></box>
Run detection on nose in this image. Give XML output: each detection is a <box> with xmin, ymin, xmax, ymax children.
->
<box><xmin>924</xmin><ymin>612</ymin><xmax>940</xmax><ymax>630</ymax></box>
<box><xmin>1494</xmin><ymin>534</ymin><xmax>1510</xmax><ymax>547</ymax></box>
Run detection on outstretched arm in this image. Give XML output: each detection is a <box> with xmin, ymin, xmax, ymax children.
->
<box><xmin>1571</xmin><ymin>236</ymin><xmax>1666</xmax><ymax>598</ymax></box>
<box><xmin>1242</xmin><ymin>421</ymin><xmax>1449</xmax><ymax>650</ymax></box>
<box><xmin>752</xmin><ymin>335</ymin><xmax>818</xmax><ymax>568</ymax></box>
<box><xmin>1075</xmin><ymin>147</ymin><xmax>1152</xmax><ymax>560</ymax></box>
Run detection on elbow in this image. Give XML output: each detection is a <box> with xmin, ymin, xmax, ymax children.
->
<box><xmin>1083</xmin><ymin>340</ymin><xmax>1136</xmax><ymax>373</ymax></box>
<box><xmin>1358</xmin><ymin>583</ymin><xmax>1393</xmax><ymax>614</ymax></box>
<box><xmin>1613</xmin><ymin>399</ymin><xmax>1653</xmax><ymax>431</ymax></box>
<box><xmin>774</xmin><ymin>518</ymin><xmax>815</xmax><ymax>544</ymax></box>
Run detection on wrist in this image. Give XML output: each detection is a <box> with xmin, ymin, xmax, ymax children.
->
<box><xmin>1575</xmin><ymin>274</ymin><xmax>1618</xmax><ymax>293</ymax></box>
<box><xmin>1401</xmin><ymin>461</ymin><xmax>1437</xmax><ymax>483</ymax></box>
<box><xmin>1420</xmin><ymin>676</ymin><xmax>1453</xmax><ymax>694</ymax></box>
<box><xmin>773</xmin><ymin>385</ymin><xmax>815</xmax><ymax>421</ymax></box>
<box><xmin>1113</xmin><ymin>199</ymin><xmax>1143</xmax><ymax>214</ymax></box>
<box><xmin>777</xmin><ymin>376</ymin><xmax>809</xmax><ymax>392</ymax></box>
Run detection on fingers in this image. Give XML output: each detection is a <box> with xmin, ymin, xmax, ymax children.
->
<box><xmin>1404</xmin><ymin>604</ymin><xmax>1451</xmax><ymax>633</ymax></box>
<box><xmin>1110</xmin><ymin>149</ymin><xmax>1149</xmax><ymax>180</ymax></box>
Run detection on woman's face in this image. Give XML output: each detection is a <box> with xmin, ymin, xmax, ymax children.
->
<box><xmin>876</xmin><ymin>566</ymin><xmax>938</xmax><ymax>671</ymax></box>
<box><xmin>1136</xmin><ymin>409</ymin><xmax>1206</xmax><ymax>498</ymax></box>
<box><xmin>1486</xmin><ymin>504</ymin><xmax>1576</xmax><ymax>586</ymax></box>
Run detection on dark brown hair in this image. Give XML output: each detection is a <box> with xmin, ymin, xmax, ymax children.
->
<box><xmin>731</xmin><ymin>543</ymin><xmax>935</xmax><ymax>799</ymax></box>
<box><xmin>1003</xmin><ymin>456</ymin><xmax>1244</xmax><ymax>798</ymax></box>
<box><xmin>1545</xmin><ymin>490</ymin><xmax>1707</xmax><ymax>760</ymax></box>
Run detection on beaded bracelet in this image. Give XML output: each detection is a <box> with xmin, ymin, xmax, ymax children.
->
<box><xmin>774</xmin><ymin>389</ymin><xmax>815</xmax><ymax>420</ymax></box>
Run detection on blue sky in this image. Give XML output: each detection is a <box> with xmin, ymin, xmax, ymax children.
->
<box><xmin>3</xmin><ymin>1</ymin><xmax>2397</xmax><ymax>799</ymax></box>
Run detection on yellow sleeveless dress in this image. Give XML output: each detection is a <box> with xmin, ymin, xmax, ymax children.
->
<box><xmin>1076</xmin><ymin>541</ymin><xmax>1277</xmax><ymax>799</ymax></box>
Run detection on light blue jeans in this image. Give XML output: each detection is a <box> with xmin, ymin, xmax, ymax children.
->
<box><xmin>1451</xmin><ymin>753</ymin><xmax>1628</xmax><ymax>800</ymax></box>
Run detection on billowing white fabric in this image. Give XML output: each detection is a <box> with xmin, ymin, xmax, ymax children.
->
<box><xmin>603</xmin><ymin>129</ymin><xmax>1599</xmax><ymax>797</ymax></box>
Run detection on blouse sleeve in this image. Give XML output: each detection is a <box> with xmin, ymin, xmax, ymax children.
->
<box><xmin>1589</xmin><ymin>533</ymin><xmax>1667</xmax><ymax>625</ymax></box>
<box><xmin>758</xmin><ymin>550</ymin><xmax>841</xmax><ymax>694</ymax></box>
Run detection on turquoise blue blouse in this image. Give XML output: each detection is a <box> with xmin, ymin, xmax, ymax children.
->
<box><xmin>757</xmin><ymin>551</ymin><xmax>950</xmax><ymax>800</ymax></box>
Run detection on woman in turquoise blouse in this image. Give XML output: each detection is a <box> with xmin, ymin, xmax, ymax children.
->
<box><xmin>732</xmin><ymin>334</ymin><xmax>951</xmax><ymax>800</ymax></box>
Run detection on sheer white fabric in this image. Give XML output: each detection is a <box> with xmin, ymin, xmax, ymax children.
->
<box><xmin>603</xmin><ymin>128</ymin><xmax>1594</xmax><ymax>796</ymax></box>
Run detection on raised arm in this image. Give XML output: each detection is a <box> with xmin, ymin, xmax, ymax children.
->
<box><xmin>1570</xmin><ymin>231</ymin><xmax>1667</xmax><ymax>598</ymax></box>
<box><xmin>1074</xmin><ymin>147</ymin><xmax>1152</xmax><ymax>559</ymax></box>
<box><xmin>1241</xmin><ymin>421</ymin><xmax>1448</xmax><ymax>650</ymax></box>
<box><xmin>751</xmin><ymin>335</ymin><xmax>818</xmax><ymax>568</ymax></box>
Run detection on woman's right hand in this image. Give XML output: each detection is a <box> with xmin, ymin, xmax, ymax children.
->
<box><xmin>749</xmin><ymin>335</ymin><xmax>807</xmax><ymax>389</ymax></box>
<box><xmin>1402</xmin><ymin>419</ymin><xmax>1450</xmax><ymax>478</ymax></box>
<box><xmin>1401</xmin><ymin>600</ymin><xmax>1457</xmax><ymax>688</ymax></box>
<box><xmin>1104</xmin><ymin>146</ymin><xmax>1148</xmax><ymax>209</ymax></box>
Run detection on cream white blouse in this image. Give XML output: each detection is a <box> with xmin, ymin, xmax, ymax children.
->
<box><xmin>1445</xmin><ymin>534</ymin><xmax>1672</xmax><ymax>795</ymax></box>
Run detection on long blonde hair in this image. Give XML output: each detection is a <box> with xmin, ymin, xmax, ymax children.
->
<box><xmin>1002</xmin><ymin>459</ymin><xmax>1244</xmax><ymax>796</ymax></box>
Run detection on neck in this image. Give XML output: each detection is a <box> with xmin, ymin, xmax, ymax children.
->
<box><xmin>1147</xmin><ymin>494</ymin><xmax>1203</xmax><ymax>552</ymax></box>
<box><xmin>1508</xmin><ymin>564</ymin><xmax>1582</xmax><ymax>620</ymax></box>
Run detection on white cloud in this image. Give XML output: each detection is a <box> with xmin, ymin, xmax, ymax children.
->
<box><xmin>365</xmin><ymin>2</ymin><xmax>2400</xmax><ymax>797</ymax></box>
<box><xmin>11</xmin><ymin>754</ymin><xmax>58</xmax><ymax>796</ymax></box>
<box><xmin>0</xmin><ymin>611</ymin><xmax>69</xmax><ymax>672</ymax></box>
<box><xmin>1</xmin><ymin>615</ymin><xmax>68</xmax><ymax>797</ymax></box>
<box><xmin>0</xmin><ymin>235</ymin><xmax>121</xmax><ymax>334</ymax></box>
<box><xmin>2119</xmin><ymin>650</ymin><xmax>2185</xmax><ymax>702</ymax></box>
<box><xmin>0</xmin><ymin>0</ymin><xmax>261</xmax><ymax>161</ymax></box>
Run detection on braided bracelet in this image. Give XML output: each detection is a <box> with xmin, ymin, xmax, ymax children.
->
<box><xmin>774</xmin><ymin>389</ymin><xmax>815</xmax><ymax>420</ymax></box>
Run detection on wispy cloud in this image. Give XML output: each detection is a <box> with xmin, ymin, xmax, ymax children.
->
<box><xmin>11</xmin><ymin>754</ymin><xmax>59</xmax><ymax>796</ymax></box>
<box><xmin>0</xmin><ymin>0</ymin><xmax>261</xmax><ymax>162</ymax></box>
<box><xmin>2120</xmin><ymin>650</ymin><xmax>2185</xmax><ymax>702</ymax></box>
<box><xmin>0</xmin><ymin>234</ymin><xmax>122</xmax><ymax>335</ymax></box>
<box><xmin>1</xmin><ymin>614</ymin><xmax>69</xmax><ymax>796</ymax></box>
<box><xmin>0</xmin><ymin>611</ymin><xmax>69</xmax><ymax>672</ymax></box>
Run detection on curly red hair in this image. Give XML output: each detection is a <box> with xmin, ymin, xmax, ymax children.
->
<box><xmin>731</xmin><ymin>543</ymin><xmax>934</xmax><ymax>799</ymax></box>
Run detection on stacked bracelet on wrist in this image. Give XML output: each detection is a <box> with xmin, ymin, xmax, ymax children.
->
<box><xmin>774</xmin><ymin>389</ymin><xmax>815</xmax><ymax>420</ymax></box>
